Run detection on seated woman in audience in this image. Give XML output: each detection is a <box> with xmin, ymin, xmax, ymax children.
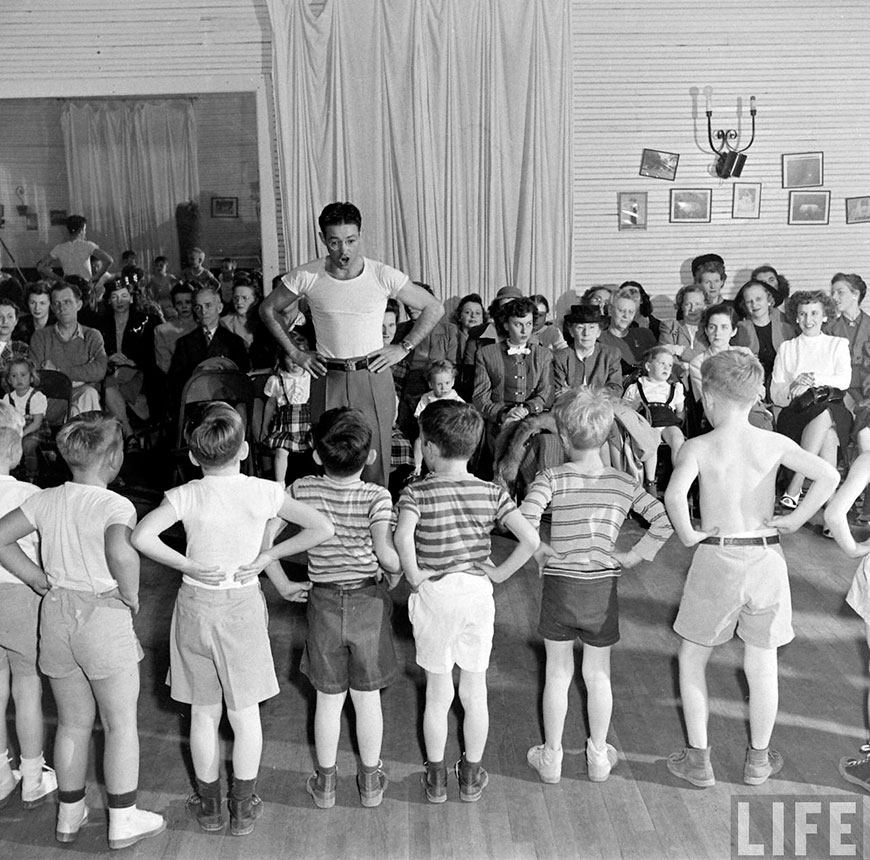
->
<box><xmin>220</xmin><ymin>281</ymin><xmax>261</xmax><ymax>353</ymax></box>
<box><xmin>752</xmin><ymin>264</ymin><xmax>791</xmax><ymax>308</ymax></box>
<box><xmin>772</xmin><ymin>290</ymin><xmax>851</xmax><ymax>509</ymax></box>
<box><xmin>692</xmin><ymin>253</ymin><xmax>728</xmax><ymax>306</ymax></box>
<box><xmin>98</xmin><ymin>276</ymin><xmax>160</xmax><ymax>448</ymax></box>
<box><xmin>688</xmin><ymin>303</ymin><xmax>750</xmax><ymax>401</ymax></box>
<box><xmin>598</xmin><ymin>288</ymin><xmax>657</xmax><ymax>378</ymax></box>
<box><xmin>734</xmin><ymin>278</ymin><xmax>797</xmax><ymax>397</ymax></box>
<box><xmin>619</xmin><ymin>280</ymin><xmax>661</xmax><ymax>340</ymax></box>
<box><xmin>451</xmin><ymin>292</ymin><xmax>487</xmax><ymax>400</ymax></box>
<box><xmin>580</xmin><ymin>284</ymin><xmax>615</xmax><ymax>319</ymax></box>
<box><xmin>658</xmin><ymin>285</ymin><xmax>708</xmax><ymax>370</ymax></box>
<box><xmin>827</xmin><ymin>273</ymin><xmax>870</xmax><ymax>412</ymax></box>
<box><xmin>12</xmin><ymin>281</ymin><xmax>53</xmax><ymax>345</ymax></box>
<box><xmin>0</xmin><ymin>299</ymin><xmax>30</xmax><ymax>384</ymax></box>
<box><xmin>554</xmin><ymin>304</ymin><xmax>621</xmax><ymax>396</ymax></box>
<box><xmin>531</xmin><ymin>294</ymin><xmax>567</xmax><ymax>351</ymax></box>
<box><xmin>462</xmin><ymin>284</ymin><xmax>522</xmax><ymax>374</ymax></box>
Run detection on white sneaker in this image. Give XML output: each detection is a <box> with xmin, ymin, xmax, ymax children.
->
<box><xmin>56</xmin><ymin>800</ymin><xmax>89</xmax><ymax>843</ymax></box>
<box><xmin>586</xmin><ymin>739</ymin><xmax>618</xmax><ymax>782</ymax></box>
<box><xmin>21</xmin><ymin>764</ymin><xmax>58</xmax><ymax>809</ymax></box>
<box><xmin>526</xmin><ymin>744</ymin><xmax>563</xmax><ymax>783</ymax></box>
<box><xmin>108</xmin><ymin>806</ymin><xmax>166</xmax><ymax>850</ymax></box>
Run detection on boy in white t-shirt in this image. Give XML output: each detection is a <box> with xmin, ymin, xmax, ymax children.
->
<box><xmin>131</xmin><ymin>403</ymin><xmax>333</xmax><ymax>836</ymax></box>
<box><xmin>0</xmin><ymin>413</ymin><xmax>164</xmax><ymax>848</ymax></box>
<box><xmin>37</xmin><ymin>214</ymin><xmax>113</xmax><ymax>286</ymax></box>
<box><xmin>0</xmin><ymin>407</ymin><xmax>57</xmax><ymax>812</ymax></box>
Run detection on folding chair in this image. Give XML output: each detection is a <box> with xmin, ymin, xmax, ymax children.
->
<box><xmin>36</xmin><ymin>369</ymin><xmax>73</xmax><ymax>486</ymax></box>
<box><xmin>172</xmin><ymin>368</ymin><xmax>256</xmax><ymax>485</ymax></box>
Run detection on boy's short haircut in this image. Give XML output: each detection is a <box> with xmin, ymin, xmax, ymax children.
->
<box><xmin>154</xmin><ymin>255</ymin><xmax>168</xmax><ymax>266</ymax></box>
<box><xmin>643</xmin><ymin>345</ymin><xmax>673</xmax><ymax>368</ymax></box>
<box><xmin>426</xmin><ymin>358</ymin><xmax>456</xmax><ymax>381</ymax></box>
<box><xmin>65</xmin><ymin>214</ymin><xmax>86</xmax><ymax>235</ymax></box>
<box><xmin>186</xmin><ymin>402</ymin><xmax>245</xmax><ymax>468</ymax></box>
<box><xmin>121</xmin><ymin>250</ymin><xmax>136</xmax><ymax>262</ymax></box>
<box><xmin>171</xmin><ymin>282</ymin><xmax>195</xmax><ymax>300</ymax></box>
<box><xmin>318</xmin><ymin>202</ymin><xmax>362</xmax><ymax>235</ymax></box>
<box><xmin>56</xmin><ymin>412</ymin><xmax>123</xmax><ymax>469</ymax></box>
<box><xmin>701</xmin><ymin>301</ymin><xmax>739</xmax><ymax>331</ymax></box>
<box><xmin>313</xmin><ymin>407</ymin><xmax>372</xmax><ymax>477</ymax></box>
<box><xmin>418</xmin><ymin>400</ymin><xmax>483</xmax><ymax>460</ymax></box>
<box><xmin>5</xmin><ymin>356</ymin><xmax>39</xmax><ymax>390</ymax></box>
<box><xmin>0</xmin><ymin>426</ymin><xmax>22</xmax><ymax>468</ymax></box>
<box><xmin>701</xmin><ymin>350</ymin><xmax>763</xmax><ymax>407</ymax></box>
<box><xmin>552</xmin><ymin>386</ymin><xmax>614</xmax><ymax>451</ymax></box>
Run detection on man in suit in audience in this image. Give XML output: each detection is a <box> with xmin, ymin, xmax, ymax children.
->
<box><xmin>169</xmin><ymin>285</ymin><xmax>249</xmax><ymax>408</ymax></box>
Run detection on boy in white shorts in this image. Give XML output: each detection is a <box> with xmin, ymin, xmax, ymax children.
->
<box><xmin>132</xmin><ymin>403</ymin><xmax>333</xmax><ymax>836</ymax></box>
<box><xmin>0</xmin><ymin>413</ymin><xmax>164</xmax><ymax>849</ymax></box>
<box><xmin>664</xmin><ymin>351</ymin><xmax>838</xmax><ymax>787</ymax></box>
<box><xmin>395</xmin><ymin>400</ymin><xmax>539</xmax><ymax>803</ymax></box>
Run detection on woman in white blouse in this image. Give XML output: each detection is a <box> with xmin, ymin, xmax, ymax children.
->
<box><xmin>771</xmin><ymin>290</ymin><xmax>851</xmax><ymax>509</ymax></box>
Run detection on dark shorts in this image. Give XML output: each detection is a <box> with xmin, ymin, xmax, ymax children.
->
<box><xmin>538</xmin><ymin>575</ymin><xmax>620</xmax><ymax>647</ymax></box>
<box><xmin>301</xmin><ymin>581</ymin><xmax>398</xmax><ymax>694</ymax></box>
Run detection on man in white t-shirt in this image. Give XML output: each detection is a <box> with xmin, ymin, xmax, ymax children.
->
<box><xmin>38</xmin><ymin>214</ymin><xmax>113</xmax><ymax>286</ymax></box>
<box><xmin>260</xmin><ymin>202</ymin><xmax>443</xmax><ymax>486</ymax></box>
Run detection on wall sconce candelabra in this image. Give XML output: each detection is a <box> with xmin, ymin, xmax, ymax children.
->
<box><xmin>704</xmin><ymin>87</ymin><xmax>757</xmax><ymax>178</ymax></box>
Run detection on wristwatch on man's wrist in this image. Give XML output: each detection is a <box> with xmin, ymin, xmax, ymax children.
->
<box><xmin>400</xmin><ymin>339</ymin><xmax>414</xmax><ymax>353</ymax></box>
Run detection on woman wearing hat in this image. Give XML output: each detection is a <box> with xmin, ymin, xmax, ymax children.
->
<box><xmin>554</xmin><ymin>304</ymin><xmax>621</xmax><ymax>395</ymax></box>
<box><xmin>734</xmin><ymin>279</ymin><xmax>798</xmax><ymax>396</ymax></box>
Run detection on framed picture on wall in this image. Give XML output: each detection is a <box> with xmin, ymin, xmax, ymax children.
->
<box><xmin>782</xmin><ymin>152</ymin><xmax>823</xmax><ymax>188</ymax></box>
<box><xmin>639</xmin><ymin>149</ymin><xmax>679</xmax><ymax>181</ymax></box>
<box><xmin>617</xmin><ymin>192</ymin><xmax>648</xmax><ymax>230</ymax></box>
<box><xmin>732</xmin><ymin>183</ymin><xmax>761</xmax><ymax>219</ymax></box>
<box><xmin>846</xmin><ymin>196</ymin><xmax>870</xmax><ymax>224</ymax></box>
<box><xmin>25</xmin><ymin>214</ymin><xmax>38</xmax><ymax>231</ymax></box>
<box><xmin>669</xmin><ymin>189</ymin><xmax>711</xmax><ymax>223</ymax></box>
<box><xmin>211</xmin><ymin>196</ymin><xmax>239</xmax><ymax>218</ymax></box>
<box><xmin>788</xmin><ymin>190</ymin><xmax>830</xmax><ymax>224</ymax></box>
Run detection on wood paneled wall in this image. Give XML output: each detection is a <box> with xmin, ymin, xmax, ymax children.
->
<box><xmin>572</xmin><ymin>0</ymin><xmax>870</xmax><ymax>318</ymax></box>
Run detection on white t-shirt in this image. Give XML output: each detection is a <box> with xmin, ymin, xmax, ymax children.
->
<box><xmin>3</xmin><ymin>388</ymin><xmax>48</xmax><ymax>418</ymax></box>
<box><xmin>0</xmin><ymin>475</ymin><xmax>40</xmax><ymax>586</ymax></box>
<box><xmin>19</xmin><ymin>483</ymin><xmax>136</xmax><ymax>593</ymax></box>
<box><xmin>50</xmin><ymin>238</ymin><xmax>99</xmax><ymax>281</ymax></box>
<box><xmin>164</xmin><ymin>474</ymin><xmax>285</xmax><ymax>589</ymax></box>
<box><xmin>414</xmin><ymin>388</ymin><xmax>465</xmax><ymax>418</ymax></box>
<box><xmin>280</xmin><ymin>257</ymin><xmax>410</xmax><ymax>358</ymax></box>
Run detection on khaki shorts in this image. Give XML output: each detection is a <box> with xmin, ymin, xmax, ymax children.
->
<box><xmin>39</xmin><ymin>588</ymin><xmax>143</xmax><ymax>680</ymax></box>
<box><xmin>169</xmin><ymin>582</ymin><xmax>279</xmax><ymax>710</ymax></box>
<box><xmin>409</xmin><ymin>575</ymin><xmax>495</xmax><ymax>674</ymax></box>
<box><xmin>0</xmin><ymin>584</ymin><xmax>41</xmax><ymax>676</ymax></box>
<box><xmin>674</xmin><ymin>543</ymin><xmax>793</xmax><ymax>649</ymax></box>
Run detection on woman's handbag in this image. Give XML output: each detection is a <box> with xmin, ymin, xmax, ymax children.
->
<box><xmin>792</xmin><ymin>385</ymin><xmax>845</xmax><ymax>412</ymax></box>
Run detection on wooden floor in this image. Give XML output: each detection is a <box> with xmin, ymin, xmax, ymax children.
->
<box><xmin>2</xmin><ymin>480</ymin><xmax>869</xmax><ymax>859</ymax></box>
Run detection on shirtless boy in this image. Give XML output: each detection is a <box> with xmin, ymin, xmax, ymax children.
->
<box><xmin>664</xmin><ymin>350</ymin><xmax>839</xmax><ymax>787</ymax></box>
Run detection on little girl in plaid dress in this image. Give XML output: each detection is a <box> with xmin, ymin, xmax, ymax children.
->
<box><xmin>262</xmin><ymin>346</ymin><xmax>312</xmax><ymax>485</ymax></box>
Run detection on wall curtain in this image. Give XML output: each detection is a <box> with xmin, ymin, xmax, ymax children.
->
<box><xmin>61</xmin><ymin>99</ymin><xmax>199</xmax><ymax>273</ymax></box>
<box><xmin>266</xmin><ymin>0</ymin><xmax>572</xmax><ymax>303</ymax></box>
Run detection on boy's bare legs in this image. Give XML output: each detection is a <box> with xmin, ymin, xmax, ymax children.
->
<box><xmin>582</xmin><ymin>644</ymin><xmax>613</xmax><ymax>749</ymax></box>
<box><xmin>92</xmin><ymin>666</ymin><xmax>141</xmax><ymax>793</ymax></box>
<box><xmin>678</xmin><ymin>639</ymin><xmax>714</xmax><ymax>748</ymax></box>
<box><xmin>422</xmin><ymin>671</ymin><xmax>454</xmax><ymax>762</ymax></box>
<box><xmin>12</xmin><ymin>674</ymin><xmax>44</xmax><ymax>760</ymax></box>
<box><xmin>190</xmin><ymin>703</ymin><xmax>222</xmax><ymax>781</ymax></box>
<box><xmin>50</xmin><ymin>674</ymin><xmax>97</xmax><ymax>792</ymax></box>
<box><xmin>743</xmin><ymin>643</ymin><xmax>778</xmax><ymax>750</ymax></box>
<box><xmin>541</xmin><ymin>639</ymin><xmax>574</xmax><ymax>751</ymax></box>
<box><xmin>226</xmin><ymin>704</ymin><xmax>263</xmax><ymax>780</ymax></box>
<box><xmin>457</xmin><ymin>670</ymin><xmax>488</xmax><ymax>762</ymax></box>
<box><xmin>348</xmin><ymin>689</ymin><xmax>383</xmax><ymax>768</ymax></box>
<box><xmin>784</xmin><ymin>412</ymin><xmax>834</xmax><ymax>498</ymax></box>
<box><xmin>643</xmin><ymin>451</ymin><xmax>658</xmax><ymax>483</ymax></box>
<box><xmin>314</xmin><ymin>691</ymin><xmax>348</xmax><ymax>769</ymax></box>
<box><xmin>273</xmin><ymin>450</ymin><xmax>288</xmax><ymax>485</ymax></box>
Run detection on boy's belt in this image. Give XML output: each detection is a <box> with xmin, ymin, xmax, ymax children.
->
<box><xmin>700</xmin><ymin>535</ymin><xmax>780</xmax><ymax>547</ymax></box>
<box><xmin>312</xmin><ymin>577</ymin><xmax>378</xmax><ymax>591</ymax></box>
<box><xmin>324</xmin><ymin>356</ymin><xmax>371</xmax><ymax>372</ymax></box>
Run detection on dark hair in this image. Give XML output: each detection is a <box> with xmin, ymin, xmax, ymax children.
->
<box><xmin>154</xmin><ymin>255</ymin><xmax>168</xmax><ymax>266</ymax></box>
<box><xmin>734</xmin><ymin>279</ymin><xmax>778</xmax><ymax>319</ymax></box>
<box><xmin>25</xmin><ymin>281</ymin><xmax>52</xmax><ymax>300</ymax></box>
<box><xmin>787</xmin><ymin>289</ymin><xmax>837</xmax><ymax>321</ymax></box>
<box><xmin>620</xmin><ymin>280</ymin><xmax>653</xmax><ymax>318</ymax></box>
<box><xmin>51</xmin><ymin>281</ymin><xmax>82</xmax><ymax>301</ymax></box>
<box><xmin>121</xmin><ymin>250</ymin><xmax>136</xmax><ymax>262</ymax></box>
<box><xmin>497</xmin><ymin>297</ymin><xmax>538</xmax><ymax>334</ymax></box>
<box><xmin>418</xmin><ymin>400</ymin><xmax>483</xmax><ymax>460</ymax></box>
<box><xmin>580</xmin><ymin>285</ymin><xmax>615</xmax><ymax>309</ymax></box>
<box><xmin>318</xmin><ymin>202</ymin><xmax>362</xmax><ymax>235</ymax></box>
<box><xmin>171</xmin><ymin>281</ymin><xmax>195</xmax><ymax>300</ymax></box>
<box><xmin>0</xmin><ymin>298</ymin><xmax>20</xmax><ymax>319</ymax></box>
<box><xmin>750</xmin><ymin>264</ymin><xmax>790</xmax><ymax>307</ymax></box>
<box><xmin>385</xmin><ymin>297</ymin><xmax>401</xmax><ymax>319</ymax></box>
<box><xmin>701</xmin><ymin>302</ymin><xmax>739</xmax><ymax>332</ymax></box>
<box><xmin>832</xmin><ymin>272</ymin><xmax>868</xmax><ymax>304</ymax></box>
<box><xmin>695</xmin><ymin>258</ymin><xmax>726</xmax><ymax>282</ymax></box>
<box><xmin>65</xmin><ymin>214</ymin><xmax>86</xmax><ymax>235</ymax></box>
<box><xmin>531</xmin><ymin>294</ymin><xmax>550</xmax><ymax>313</ymax></box>
<box><xmin>313</xmin><ymin>407</ymin><xmax>371</xmax><ymax>477</ymax></box>
<box><xmin>452</xmin><ymin>293</ymin><xmax>487</xmax><ymax>327</ymax></box>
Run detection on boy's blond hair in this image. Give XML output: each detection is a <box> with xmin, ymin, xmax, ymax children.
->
<box><xmin>700</xmin><ymin>350</ymin><xmax>763</xmax><ymax>407</ymax></box>
<box><xmin>0</xmin><ymin>401</ymin><xmax>25</xmax><ymax>434</ymax></box>
<box><xmin>0</xmin><ymin>427</ymin><xmax>22</xmax><ymax>469</ymax></box>
<box><xmin>552</xmin><ymin>386</ymin><xmax>614</xmax><ymax>450</ymax></box>
<box><xmin>187</xmin><ymin>402</ymin><xmax>245</xmax><ymax>467</ymax></box>
<box><xmin>56</xmin><ymin>412</ymin><xmax>123</xmax><ymax>469</ymax></box>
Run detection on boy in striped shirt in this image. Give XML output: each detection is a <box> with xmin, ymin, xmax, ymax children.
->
<box><xmin>288</xmin><ymin>408</ymin><xmax>401</xmax><ymax>810</ymax></box>
<box><xmin>520</xmin><ymin>387</ymin><xmax>672</xmax><ymax>783</ymax></box>
<box><xmin>395</xmin><ymin>400</ymin><xmax>539</xmax><ymax>803</ymax></box>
